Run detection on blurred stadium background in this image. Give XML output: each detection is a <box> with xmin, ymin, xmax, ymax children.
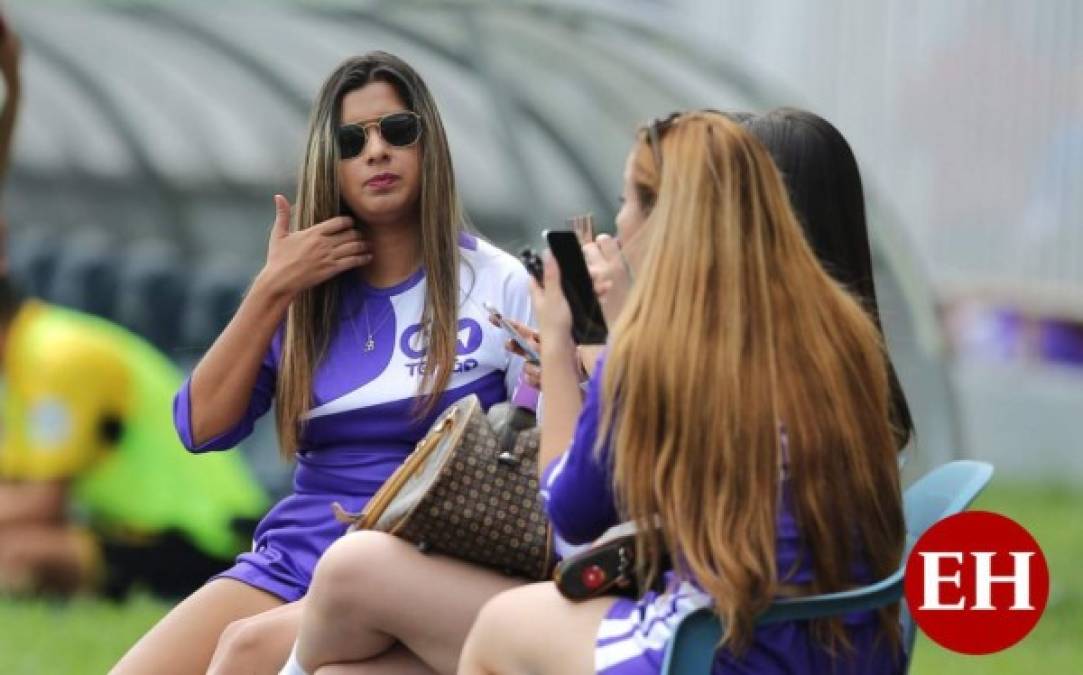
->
<box><xmin>1</xmin><ymin>1</ymin><xmax>1080</xmax><ymax>672</ymax></box>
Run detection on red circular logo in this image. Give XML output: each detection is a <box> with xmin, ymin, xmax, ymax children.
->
<box><xmin>904</xmin><ymin>511</ymin><xmax>1049</xmax><ymax>655</ymax></box>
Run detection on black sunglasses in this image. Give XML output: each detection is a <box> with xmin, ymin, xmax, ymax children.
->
<box><xmin>337</xmin><ymin>111</ymin><xmax>423</xmax><ymax>159</ymax></box>
<box><xmin>643</xmin><ymin>112</ymin><xmax>682</xmax><ymax>173</ymax></box>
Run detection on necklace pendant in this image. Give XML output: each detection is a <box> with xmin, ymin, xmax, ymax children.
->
<box><xmin>365</xmin><ymin>337</ymin><xmax>376</xmax><ymax>352</ymax></box>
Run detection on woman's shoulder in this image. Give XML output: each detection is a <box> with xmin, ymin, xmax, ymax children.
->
<box><xmin>458</xmin><ymin>232</ymin><xmax>527</xmax><ymax>278</ymax></box>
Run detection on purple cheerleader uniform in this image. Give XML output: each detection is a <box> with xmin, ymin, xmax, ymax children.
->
<box><xmin>174</xmin><ymin>234</ymin><xmax>533</xmax><ymax>602</ymax></box>
<box><xmin>542</xmin><ymin>361</ymin><xmax>905</xmax><ymax>675</ymax></box>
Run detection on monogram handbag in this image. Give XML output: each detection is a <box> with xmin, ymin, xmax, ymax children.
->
<box><xmin>332</xmin><ymin>393</ymin><xmax>555</xmax><ymax>581</ymax></box>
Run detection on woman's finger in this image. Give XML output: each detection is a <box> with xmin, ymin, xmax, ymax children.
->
<box><xmin>333</xmin><ymin>241</ymin><xmax>369</xmax><ymax>259</ymax></box>
<box><xmin>505</xmin><ymin>339</ymin><xmax>526</xmax><ymax>357</ymax></box>
<box><xmin>505</xmin><ymin>318</ymin><xmax>540</xmax><ymax>343</ymax></box>
<box><xmin>523</xmin><ymin>363</ymin><xmax>541</xmax><ymax>388</ymax></box>
<box><xmin>595</xmin><ymin>234</ymin><xmax>620</xmax><ymax>261</ymax></box>
<box><xmin>315</xmin><ymin>215</ymin><xmax>356</xmax><ymax>235</ymax></box>
<box><xmin>582</xmin><ymin>242</ymin><xmax>605</xmax><ymax>268</ymax></box>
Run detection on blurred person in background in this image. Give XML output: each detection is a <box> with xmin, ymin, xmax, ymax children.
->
<box><xmin>113</xmin><ymin>51</ymin><xmax>534</xmax><ymax>675</ymax></box>
<box><xmin>0</xmin><ymin>12</ymin><xmax>268</xmax><ymax>600</ymax></box>
<box><xmin>460</xmin><ymin>111</ymin><xmax>906</xmax><ymax>675</ymax></box>
<box><xmin>0</xmin><ymin>277</ymin><xmax>269</xmax><ymax>598</ymax></box>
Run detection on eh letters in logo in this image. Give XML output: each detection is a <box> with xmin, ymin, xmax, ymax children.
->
<box><xmin>903</xmin><ymin>510</ymin><xmax>1049</xmax><ymax>655</ymax></box>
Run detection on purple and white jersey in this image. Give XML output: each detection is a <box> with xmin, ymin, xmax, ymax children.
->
<box><xmin>173</xmin><ymin>233</ymin><xmax>534</xmax><ymax>601</ymax></box>
<box><xmin>542</xmin><ymin>359</ymin><xmax>904</xmax><ymax>675</ymax></box>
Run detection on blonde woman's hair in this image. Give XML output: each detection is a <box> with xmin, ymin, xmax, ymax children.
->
<box><xmin>276</xmin><ymin>52</ymin><xmax>466</xmax><ymax>457</ymax></box>
<box><xmin>602</xmin><ymin>112</ymin><xmax>904</xmax><ymax>653</ymax></box>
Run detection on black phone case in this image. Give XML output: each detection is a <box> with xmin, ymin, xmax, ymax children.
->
<box><xmin>546</xmin><ymin>230</ymin><xmax>608</xmax><ymax>345</ymax></box>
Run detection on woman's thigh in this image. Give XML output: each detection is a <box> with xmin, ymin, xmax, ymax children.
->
<box><xmin>460</xmin><ymin>582</ymin><xmax>617</xmax><ymax>675</ymax></box>
<box><xmin>301</xmin><ymin>531</ymin><xmax>525</xmax><ymax>674</ymax></box>
<box><xmin>110</xmin><ymin>577</ymin><xmax>284</xmax><ymax>675</ymax></box>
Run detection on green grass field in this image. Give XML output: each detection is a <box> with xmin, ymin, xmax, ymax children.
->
<box><xmin>1</xmin><ymin>482</ymin><xmax>1079</xmax><ymax>674</ymax></box>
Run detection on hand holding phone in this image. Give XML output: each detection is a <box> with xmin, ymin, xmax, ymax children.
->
<box><xmin>483</xmin><ymin>302</ymin><xmax>541</xmax><ymax>365</ymax></box>
<box><xmin>545</xmin><ymin>229</ymin><xmax>608</xmax><ymax>345</ymax></box>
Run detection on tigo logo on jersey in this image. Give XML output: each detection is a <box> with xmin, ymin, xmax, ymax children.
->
<box><xmin>401</xmin><ymin>319</ymin><xmax>484</xmax><ymax>376</ymax></box>
<box><xmin>903</xmin><ymin>511</ymin><xmax>1049</xmax><ymax>655</ymax></box>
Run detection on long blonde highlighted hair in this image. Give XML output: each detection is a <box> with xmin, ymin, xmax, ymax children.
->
<box><xmin>276</xmin><ymin>52</ymin><xmax>466</xmax><ymax>457</ymax></box>
<box><xmin>602</xmin><ymin>112</ymin><xmax>904</xmax><ymax>652</ymax></box>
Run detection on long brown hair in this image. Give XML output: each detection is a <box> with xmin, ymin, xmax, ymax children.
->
<box><xmin>276</xmin><ymin>52</ymin><xmax>466</xmax><ymax>457</ymax></box>
<box><xmin>601</xmin><ymin>113</ymin><xmax>904</xmax><ymax>652</ymax></box>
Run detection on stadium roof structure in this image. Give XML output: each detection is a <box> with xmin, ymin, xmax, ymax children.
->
<box><xmin>5</xmin><ymin>0</ymin><xmax>962</xmax><ymax>471</ymax></box>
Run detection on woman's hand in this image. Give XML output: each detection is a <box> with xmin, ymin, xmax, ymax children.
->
<box><xmin>582</xmin><ymin>234</ymin><xmax>633</xmax><ymax>328</ymax></box>
<box><xmin>490</xmin><ymin>316</ymin><xmax>542</xmax><ymax>388</ymax></box>
<box><xmin>530</xmin><ymin>251</ymin><xmax>576</xmax><ymax>361</ymax></box>
<box><xmin>256</xmin><ymin>195</ymin><xmax>372</xmax><ymax>298</ymax></box>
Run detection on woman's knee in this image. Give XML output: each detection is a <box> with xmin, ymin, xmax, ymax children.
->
<box><xmin>308</xmin><ymin>531</ymin><xmax>404</xmax><ymax>617</ymax></box>
<box><xmin>208</xmin><ymin>616</ymin><xmax>269</xmax><ymax>674</ymax></box>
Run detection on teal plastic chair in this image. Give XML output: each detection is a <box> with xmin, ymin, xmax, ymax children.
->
<box><xmin>661</xmin><ymin>460</ymin><xmax>994</xmax><ymax>675</ymax></box>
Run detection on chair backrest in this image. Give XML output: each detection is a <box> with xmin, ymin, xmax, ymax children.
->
<box><xmin>661</xmin><ymin>460</ymin><xmax>994</xmax><ymax>675</ymax></box>
<box><xmin>898</xmin><ymin>460</ymin><xmax>993</xmax><ymax>667</ymax></box>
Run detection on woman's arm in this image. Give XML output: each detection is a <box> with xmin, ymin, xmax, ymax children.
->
<box><xmin>532</xmin><ymin>253</ymin><xmax>584</xmax><ymax>474</ymax></box>
<box><xmin>186</xmin><ymin>195</ymin><xmax>370</xmax><ymax>447</ymax></box>
<box><xmin>185</xmin><ymin>276</ymin><xmax>292</xmax><ymax>448</ymax></box>
<box><xmin>538</xmin><ymin>340</ymin><xmax>582</xmax><ymax>473</ymax></box>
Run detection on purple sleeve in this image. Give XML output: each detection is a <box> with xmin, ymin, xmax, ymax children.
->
<box><xmin>540</xmin><ymin>360</ymin><xmax>620</xmax><ymax>544</ymax></box>
<box><xmin>173</xmin><ymin>329</ymin><xmax>281</xmax><ymax>453</ymax></box>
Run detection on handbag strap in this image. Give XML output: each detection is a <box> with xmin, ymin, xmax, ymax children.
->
<box><xmin>332</xmin><ymin>406</ymin><xmax>462</xmax><ymax>528</ymax></box>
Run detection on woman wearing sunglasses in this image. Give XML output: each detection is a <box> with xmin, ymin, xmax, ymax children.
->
<box><xmin>112</xmin><ymin>51</ymin><xmax>534</xmax><ymax>675</ymax></box>
<box><xmin>459</xmin><ymin>112</ymin><xmax>906</xmax><ymax>674</ymax></box>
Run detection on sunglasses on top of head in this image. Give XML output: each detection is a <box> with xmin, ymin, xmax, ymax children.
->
<box><xmin>337</xmin><ymin>111</ymin><xmax>423</xmax><ymax>159</ymax></box>
<box><xmin>642</xmin><ymin>109</ymin><xmax>737</xmax><ymax>172</ymax></box>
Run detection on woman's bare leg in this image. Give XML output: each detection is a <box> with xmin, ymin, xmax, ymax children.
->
<box><xmin>315</xmin><ymin>643</ymin><xmax>437</xmax><ymax>675</ymax></box>
<box><xmin>459</xmin><ymin>582</ymin><xmax>616</xmax><ymax>675</ymax></box>
<box><xmin>110</xmin><ymin>577</ymin><xmax>284</xmax><ymax>675</ymax></box>
<box><xmin>208</xmin><ymin>598</ymin><xmax>304</xmax><ymax>675</ymax></box>
<box><xmin>296</xmin><ymin>531</ymin><xmax>524</xmax><ymax>674</ymax></box>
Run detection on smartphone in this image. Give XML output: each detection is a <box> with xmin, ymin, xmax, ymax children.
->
<box><xmin>483</xmin><ymin>302</ymin><xmax>541</xmax><ymax>365</ymax></box>
<box><xmin>545</xmin><ymin>229</ymin><xmax>608</xmax><ymax>345</ymax></box>
<box><xmin>519</xmin><ymin>248</ymin><xmax>544</xmax><ymax>286</ymax></box>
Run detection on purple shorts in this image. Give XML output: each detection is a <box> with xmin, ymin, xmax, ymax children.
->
<box><xmin>213</xmin><ymin>490</ymin><xmax>372</xmax><ymax>602</ymax></box>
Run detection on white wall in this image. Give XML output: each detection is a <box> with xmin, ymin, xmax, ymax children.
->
<box><xmin>669</xmin><ymin>0</ymin><xmax>1083</xmax><ymax>312</ymax></box>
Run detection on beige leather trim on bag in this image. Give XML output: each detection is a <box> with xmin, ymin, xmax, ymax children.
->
<box><xmin>330</xmin><ymin>403</ymin><xmax>465</xmax><ymax>530</ymax></box>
